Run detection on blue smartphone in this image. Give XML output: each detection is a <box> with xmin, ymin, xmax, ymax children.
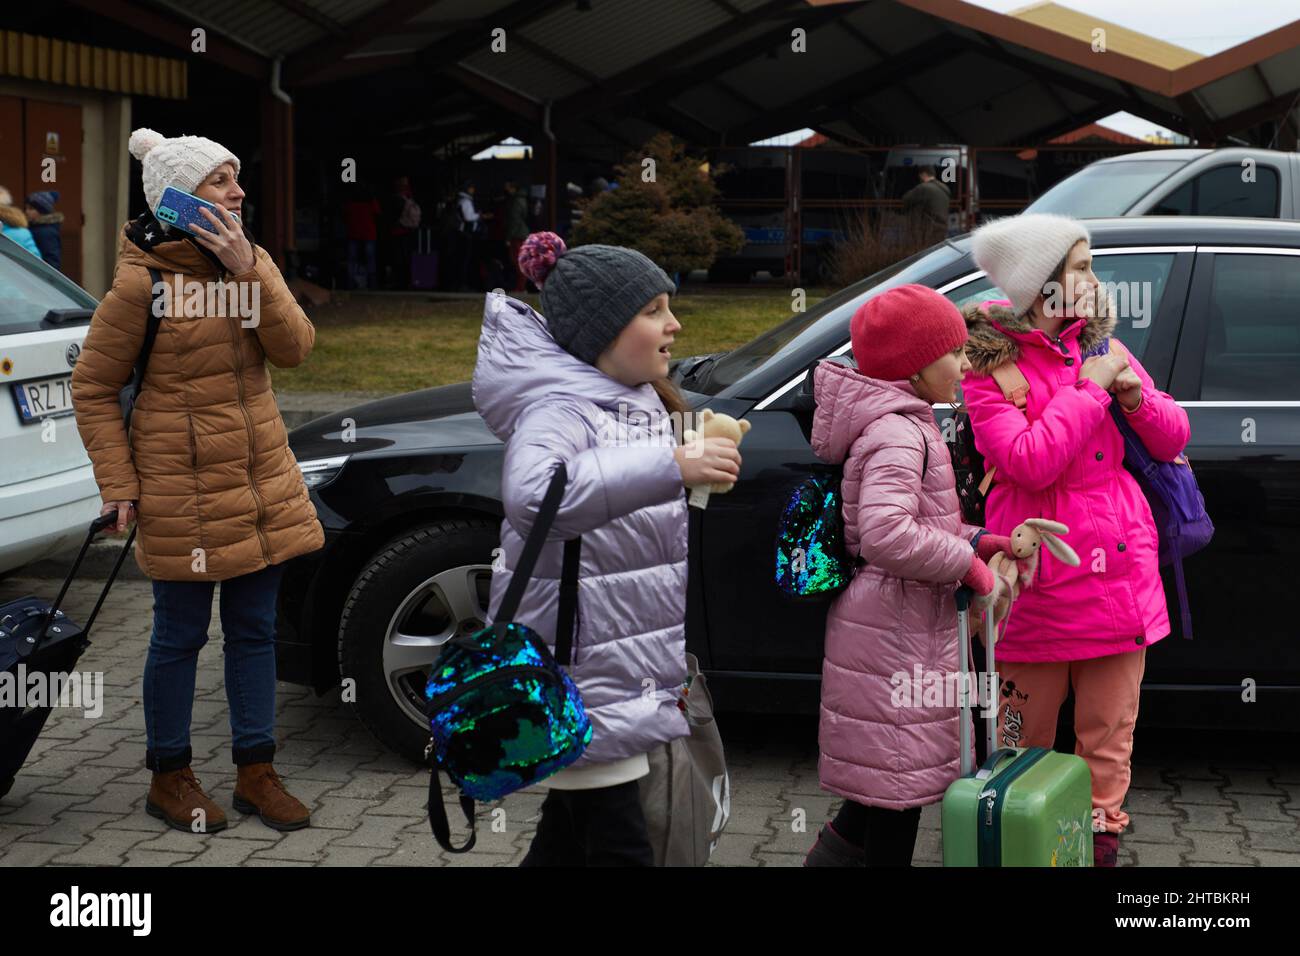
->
<box><xmin>156</xmin><ymin>186</ymin><xmax>240</xmax><ymax>236</ymax></box>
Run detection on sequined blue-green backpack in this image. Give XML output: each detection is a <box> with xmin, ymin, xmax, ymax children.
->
<box><xmin>774</xmin><ymin>470</ymin><xmax>855</xmax><ymax>600</ymax></box>
<box><xmin>775</xmin><ymin>414</ymin><xmax>930</xmax><ymax>600</ymax></box>
<box><xmin>424</xmin><ymin>463</ymin><xmax>592</xmax><ymax>853</ymax></box>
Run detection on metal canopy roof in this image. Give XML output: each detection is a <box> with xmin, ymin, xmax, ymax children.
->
<box><xmin>68</xmin><ymin>0</ymin><xmax>1300</xmax><ymax>151</ymax></box>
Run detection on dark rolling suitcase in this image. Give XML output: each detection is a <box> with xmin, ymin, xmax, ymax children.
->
<box><xmin>0</xmin><ymin>514</ymin><xmax>136</xmax><ymax>798</ymax></box>
<box><xmin>410</xmin><ymin>229</ymin><xmax>438</xmax><ymax>289</ymax></box>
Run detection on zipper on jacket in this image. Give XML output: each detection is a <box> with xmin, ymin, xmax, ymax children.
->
<box><xmin>226</xmin><ymin>312</ymin><xmax>272</xmax><ymax>566</ymax></box>
<box><xmin>187</xmin><ymin>412</ymin><xmax>197</xmax><ymax>468</ymax></box>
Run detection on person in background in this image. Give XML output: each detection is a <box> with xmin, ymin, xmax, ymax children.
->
<box><xmin>901</xmin><ymin>165</ymin><xmax>950</xmax><ymax>244</ymax></box>
<box><xmin>503</xmin><ymin>181</ymin><xmax>530</xmax><ymax>291</ymax></box>
<box><xmin>25</xmin><ymin>191</ymin><xmax>63</xmax><ymax>271</ymax></box>
<box><xmin>383</xmin><ymin>175</ymin><xmax>419</xmax><ymax>289</ymax></box>
<box><xmin>0</xmin><ymin>186</ymin><xmax>44</xmax><ymax>260</ymax></box>
<box><xmin>343</xmin><ymin>184</ymin><xmax>381</xmax><ymax>289</ymax></box>
<box><xmin>457</xmin><ymin>180</ymin><xmax>492</xmax><ymax>290</ymax></box>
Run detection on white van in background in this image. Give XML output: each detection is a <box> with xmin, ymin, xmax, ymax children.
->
<box><xmin>0</xmin><ymin>234</ymin><xmax>103</xmax><ymax>576</ymax></box>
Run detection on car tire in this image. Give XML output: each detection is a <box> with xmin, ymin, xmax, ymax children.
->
<box><xmin>337</xmin><ymin>518</ymin><xmax>500</xmax><ymax>763</ymax></box>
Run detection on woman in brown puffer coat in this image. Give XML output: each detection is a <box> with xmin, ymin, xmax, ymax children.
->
<box><xmin>71</xmin><ymin>128</ymin><xmax>323</xmax><ymax>835</ymax></box>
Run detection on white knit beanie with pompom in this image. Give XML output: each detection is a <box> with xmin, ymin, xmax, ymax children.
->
<box><xmin>970</xmin><ymin>213</ymin><xmax>1090</xmax><ymax>317</ymax></box>
<box><xmin>128</xmin><ymin>128</ymin><xmax>240</xmax><ymax>219</ymax></box>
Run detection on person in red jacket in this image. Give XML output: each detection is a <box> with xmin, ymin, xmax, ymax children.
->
<box><xmin>962</xmin><ymin>213</ymin><xmax>1192</xmax><ymax>867</ymax></box>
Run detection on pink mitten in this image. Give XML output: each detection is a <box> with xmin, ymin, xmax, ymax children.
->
<box><xmin>975</xmin><ymin>533</ymin><xmax>1014</xmax><ymax>563</ymax></box>
<box><xmin>961</xmin><ymin>554</ymin><xmax>995</xmax><ymax>596</ymax></box>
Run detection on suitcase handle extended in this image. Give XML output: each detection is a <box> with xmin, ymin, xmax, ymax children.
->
<box><xmin>955</xmin><ymin>585</ymin><xmax>998</xmax><ymax>776</ymax></box>
<box><xmin>34</xmin><ymin>514</ymin><xmax>137</xmax><ymax>652</ymax></box>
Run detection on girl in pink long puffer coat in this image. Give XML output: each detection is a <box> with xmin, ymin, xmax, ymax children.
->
<box><xmin>803</xmin><ymin>284</ymin><xmax>1019</xmax><ymax>867</ymax></box>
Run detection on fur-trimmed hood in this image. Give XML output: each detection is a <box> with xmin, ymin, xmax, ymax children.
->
<box><xmin>961</xmin><ymin>296</ymin><xmax>1115</xmax><ymax>374</ymax></box>
<box><xmin>0</xmin><ymin>205</ymin><xmax>28</xmax><ymax>229</ymax></box>
<box><xmin>28</xmin><ymin>211</ymin><xmax>63</xmax><ymax>226</ymax></box>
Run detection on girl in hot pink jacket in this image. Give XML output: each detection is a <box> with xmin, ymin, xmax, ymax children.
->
<box><xmin>962</xmin><ymin>213</ymin><xmax>1192</xmax><ymax>866</ymax></box>
<box><xmin>804</xmin><ymin>284</ymin><xmax>1018</xmax><ymax>868</ymax></box>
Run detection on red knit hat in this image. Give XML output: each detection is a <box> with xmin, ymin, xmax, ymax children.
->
<box><xmin>850</xmin><ymin>284</ymin><xmax>968</xmax><ymax>381</ymax></box>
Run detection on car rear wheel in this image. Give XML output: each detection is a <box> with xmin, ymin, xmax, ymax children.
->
<box><xmin>337</xmin><ymin>518</ymin><xmax>499</xmax><ymax>762</ymax></box>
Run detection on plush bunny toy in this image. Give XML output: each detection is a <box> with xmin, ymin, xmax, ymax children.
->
<box><xmin>977</xmin><ymin>518</ymin><xmax>1081</xmax><ymax>645</ymax></box>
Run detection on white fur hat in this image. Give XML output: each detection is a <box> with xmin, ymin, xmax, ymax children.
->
<box><xmin>128</xmin><ymin>127</ymin><xmax>240</xmax><ymax>219</ymax></box>
<box><xmin>971</xmin><ymin>213</ymin><xmax>1090</xmax><ymax>317</ymax></box>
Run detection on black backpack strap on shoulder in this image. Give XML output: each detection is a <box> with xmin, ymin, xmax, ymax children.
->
<box><xmin>554</xmin><ymin>535</ymin><xmax>582</xmax><ymax>666</ymax></box>
<box><xmin>135</xmin><ymin>268</ymin><xmax>165</xmax><ymax>400</ymax></box>
<box><xmin>426</xmin><ymin>758</ymin><xmax>477</xmax><ymax>853</ymax></box>
<box><xmin>495</xmin><ymin>462</ymin><xmax>569</xmax><ymax>623</ymax></box>
<box><xmin>122</xmin><ymin>268</ymin><xmax>165</xmax><ymax>427</ymax></box>
<box><xmin>893</xmin><ymin>412</ymin><xmax>930</xmax><ymax>477</ymax></box>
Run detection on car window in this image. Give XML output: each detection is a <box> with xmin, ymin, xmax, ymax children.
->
<box><xmin>700</xmin><ymin>242</ymin><xmax>963</xmax><ymax>394</ymax></box>
<box><xmin>1201</xmin><ymin>253</ymin><xmax>1300</xmax><ymax>400</ymax></box>
<box><xmin>941</xmin><ymin>252</ymin><xmax>1176</xmax><ymax>360</ymax></box>
<box><xmin>0</xmin><ymin>240</ymin><xmax>97</xmax><ymax>335</ymax></box>
<box><xmin>1025</xmin><ymin>159</ymin><xmax>1188</xmax><ymax>217</ymax></box>
<box><xmin>1151</xmin><ymin>165</ymin><xmax>1280</xmax><ymax>218</ymax></box>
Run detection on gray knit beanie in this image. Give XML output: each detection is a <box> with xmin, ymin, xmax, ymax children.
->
<box><xmin>517</xmin><ymin>232</ymin><xmax>676</xmax><ymax>365</ymax></box>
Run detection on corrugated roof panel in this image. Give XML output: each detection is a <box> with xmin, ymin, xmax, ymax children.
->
<box><xmin>521</xmin><ymin>0</ymin><xmax>732</xmax><ymax>81</ymax></box>
<box><xmin>673</xmin><ymin>84</ymin><xmax>761</xmax><ymax>129</ymax></box>
<box><xmin>861</xmin><ymin>84</ymin><xmax>961</xmax><ymax>140</ymax></box>
<box><xmin>460</xmin><ymin>44</ymin><xmax>589</xmax><ymax>100</ymax></box>
<box><xmin>1195</xmin><ymin>69</ymin><xmax>1275</xmax><ymax>122</ymax></box>
<box><xmin>840</xmin><ymin>0</ymin><xmax>948</xmax><ymax>56</ymax></box>
<box><xmin>905</xmin><ymin>51</ymin><xmax>1027</xmax><ymax>115</ymax></box>
<box><xmin>719</xmin><ymin>37</ymin><xmax>872</xmax><ymax>108</ymax></box>
<box><xmin>156</xmin><ymin>0</ymin><xmax>313</xmax><ymax>56</ymax></box>
<box><xmin>1011</xmin><ymin>1</ymin><xmax>1202</xmax><ymax>71</ymax></box>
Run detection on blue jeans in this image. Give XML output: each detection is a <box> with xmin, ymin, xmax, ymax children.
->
<box><xmin>144</xmin><ymin>562</ymin><xmax>284</xmax><ymax>772</ymax></box>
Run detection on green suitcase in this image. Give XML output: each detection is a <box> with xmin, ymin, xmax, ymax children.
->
<box><xmin>941</xmin><ymin>589</ymin><xmax>1094</xmax><ymax>867</ymax></box>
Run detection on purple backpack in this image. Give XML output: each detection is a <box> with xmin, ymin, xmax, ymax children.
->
<box><xmin>1084</xmin><ymin>337</ymin><xmax>1214</xmax><ymax>639</ymax></box>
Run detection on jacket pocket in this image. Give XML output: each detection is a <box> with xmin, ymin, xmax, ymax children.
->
<box><xmin>186</xmin><ymin>412</ymin><xmax>197</xmax><ymax>468</ymax></box>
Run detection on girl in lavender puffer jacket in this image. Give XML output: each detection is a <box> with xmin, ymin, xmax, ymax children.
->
<box><xmin>473</xmin><ymin>233</ymin><xmax>742</xmax><ymax>866</ymax></box>
<box><xmin>804</xmin><ymin>284</ymin><xmax>1020</xmax><ymax>867</ymax></box>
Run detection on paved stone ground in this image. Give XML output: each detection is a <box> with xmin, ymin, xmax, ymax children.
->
<box><xmin>2</xmin><ymin>576</ymin><xmax>1298</xmax><ymax>867</ymax></box>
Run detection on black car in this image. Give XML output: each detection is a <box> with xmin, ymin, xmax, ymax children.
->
<box><xmin>279</xmin><ymin>216</ymin><xmax>1300</xmax><ymax>761</ymax></box>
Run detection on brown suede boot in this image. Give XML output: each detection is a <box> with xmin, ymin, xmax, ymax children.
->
<box><xmin>146</xmin><ymin>767</ymin><xmax>228</xmax><ymax>834</ymax></box>
<box><xmin>233</xmin><ymin>763</ymin><xmax>311</xmax><ymax>831</ymax></box>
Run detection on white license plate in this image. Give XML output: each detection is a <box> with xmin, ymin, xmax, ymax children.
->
<box><xmin>12</xmin><ymin>375</ymin><xmax>75</xmax><ymax>423</ymax></box>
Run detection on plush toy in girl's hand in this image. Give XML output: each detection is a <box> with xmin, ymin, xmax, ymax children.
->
<box><xmin>682</xmin><ymin>409</ymin><xmax>751</xmax><ymax>508</ymax></box>
<box><xmin>975</xmin><ymin>518</ymin><xmax>1080</xmax><ymax>645</ymax></box>
<box><xmin>1008</xmin><ymin>517</ymin><xmax>1080</xmax><ymax>589</ymax></box>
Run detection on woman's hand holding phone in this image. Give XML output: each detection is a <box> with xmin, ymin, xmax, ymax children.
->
<box><xmin>190</xmin><ymin>204</ymin><xmax>255</xmax><ymax>275</ymax></box>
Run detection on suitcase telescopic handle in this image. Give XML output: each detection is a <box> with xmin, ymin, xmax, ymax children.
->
<box><xmin>955</xmin><ymin>585</ymin><xmax>999</xmax><ymax>773</ymax></box>
<box><xmin>34</xmin><ymin>514</ymin><xmax>137</xmax><ymax>652</ymax></box>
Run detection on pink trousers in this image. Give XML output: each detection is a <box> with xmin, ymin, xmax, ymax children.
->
<box><xmin>994</xmin><ymin>648</ymin><xmax>1146</xmax><ymax>834</ymax></box>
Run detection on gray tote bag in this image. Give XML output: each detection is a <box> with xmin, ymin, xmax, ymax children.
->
<box><xmin>639</xmin><ymin>653</ymin><xmax>730</xmax><ymax>866</ymax></box>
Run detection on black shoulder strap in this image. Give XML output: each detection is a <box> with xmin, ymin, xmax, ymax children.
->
<box><xmin>495</xmin><ymin>462</ymin><xmax>568</xmax><ymax>623</ymax></box>
<box><xmin>132</xmin><ymin>268</ymin><xmax>165</xmax><ymax>405</ymax></box>
<box><xmin>893</xmin><ymin>412</ymin><xmax>930</xmax><ymax>477</ymax></box>
<box><xmin>554</xmin><ymin>537</ymin><xmax>582</xmax><ymax>666</ymax></box>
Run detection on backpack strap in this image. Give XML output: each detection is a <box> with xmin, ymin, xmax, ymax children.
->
<box><xmin>121</xmin><ymin>268</ymin><xmax>165</xmax><ymax>428</ymax></box>
<box><xmin>892</xmin><ymin>412</ymin><xmax>929</xmax><ymax>477</ymax></box>
<box><xmin>976</xmin><ymin>360</ymin><xmax>1031</xmax><ymax>496</ymax></box>
<box><xmin>989</xmin><ymin>361</ymin><xmax>1030</xmax><ymax>411</ymax></box>
<box><xmin>554</xmin><ymin>536</ymin><xmax>582</xmax><ymax>665</ymax></box>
